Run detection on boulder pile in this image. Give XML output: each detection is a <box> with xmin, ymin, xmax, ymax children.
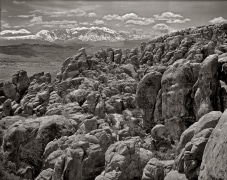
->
<box><xmin>1</xmin><ymin>23</ymin><xmax>227</xmax><ymax>180</ymax></box>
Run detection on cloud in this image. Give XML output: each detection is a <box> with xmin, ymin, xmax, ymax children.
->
<box><xmin>1</xmin><ymin>9</ymin><xmax>7</xmax><ymax>13</ymax></box>
<box><xmin>154</xmin><ymin>12</ymin><xmax>183</xmax><ymax>20</ymax></box>
<box><xmin>103</xmin><ymin>13</ymin><xmax>155</xmax><ymax>26</ymax></box>
<box><xmin>126</xmin><ymin>19</ymin><xmax>154</xmax><ymax>25</ymax></box>
<box><xmin>30</xmin><ymin>9</ymin><xmax>87</xmax><ymax>17</ymax></box>
<box><xmin>93</xmin><ymin>19</ymin><xmax>104</xmax><ymax>25</ymax></box>
<box><xmin>88</xmin><ymin>12</ymin><xmax>97</xmax><ymax>17</ymax></box>
<box><xmin>80</xmin><ymin>22</ymin><xmax>90</xmax><ymax>26</ymax></box>
<box><xmin>103</xmin><ymin>13</ymin><xmax>140</xmax><ymax>21</ymax></box>
<box><xmin>9</xmin><ymin>14</ymin><xmax>35</xmax><ymax>18</ymax></box>
<box><xmin>167</xmin><ymin>18</ymin><xmax>191</xmax><ymax>23</ymax></box>
<box><xmin>121</xmin><ymin>13</ymin><xmax>139</xmax><ymax>20</ymax></box>
<box><xmin>209</xmin><ymin>17</ymin><xmax>227</xmax><ymax>24</ymax></box>
<box><xmin>154</xmin><ymin>12</ymin><xmax>191</xmax><ymax>24</ymax></box>
<box><xmin>1</xmin><ymin>20</ymin><xmax>11</xmax><ymax>29</ymax></box>
<box><xmin>30</xmin><ymin>16</ymin><xmax>43</xmax><ymax>23</ymax></box>
<box><xmin>103</xmin><ymin>14</ymin><xmax>121</xmax><ymax>21</ymax></box>
<box><xmin>13</xmin><ymin>0</ymin><xmax>25</xmax><ymax>5</ymax></box>
<box><xmin>152</xmin><ymin>23</ymin><xmax>175</xmax><ymax>33</ymax></box>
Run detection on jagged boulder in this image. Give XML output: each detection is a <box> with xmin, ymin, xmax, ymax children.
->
<box><xmin>175</xmin><ymin>111</ymin><xmax>222</xmax><ymax>180</ymax></box>
<box><xmin>40</xmin><ymin>128</ymin><xmax>114</xmax><ymax>180</ymax></box>
<box><xmin>142</xmin><ymin>158</ymin><xmax>174</xmax><ymax>180</ymax></box>
<box><xmin>0</xmin><ymin>82</ymin><xmax>17</xmax><ymax>101</ymax></box>
<box><xmin>96</xmin><ymin>137</ymin><xmax>153</xmax><ymax>180</ymax></box>
<box><xmin>194</xmin><ymin>54</ymin><xmax>221</xmax><ymax>120</ymax></box>
<box><xmin>12</xmin><ymin>70</ymin><xmax>30</xmax><ymax>99</ymax></box>
<box><xmin>2</xmin><ymin>115</ymin><xmax>75</xmax><ymax>178</ymax></box>
<box><xmin>161</xmin><ymin>59</ymin><xmax>200</xmax><ymax>140</ymax></box>
<box><xmin>136</xmin><ymin>71</ymin><xmax>162</xmax><ymax>131</ymax></box>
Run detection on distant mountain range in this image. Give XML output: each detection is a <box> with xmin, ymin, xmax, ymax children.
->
<box><xmin>0</xmin><ymin>27</ymin><xmax>156</xmax><ymax>42</ymax></box>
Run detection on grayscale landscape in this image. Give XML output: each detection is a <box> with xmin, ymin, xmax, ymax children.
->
<box><xmin>0</xmin><ymin>0</ymin><xmax>227</xmax><ymax>180</ymax></box>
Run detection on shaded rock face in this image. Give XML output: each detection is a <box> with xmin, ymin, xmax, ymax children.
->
<box><xmin>194</xmin><ymin>54</ymin><xmax>221</xmax><ymax>120</ymax></box>
<box><xmin>161</xmin><ymin>59</ymin><xmax>200</xmax><ymax>140</ymax></box>
<box><xmin>136</xmin><ymin>71</ymin><xmax>162</xmax><ymax>131</ymax></box>
<box><xmin>175</xmin><ymin>111</ymin><xmax>222</xmax><ymax>180</ymax></box>
<box><xmin>199</xmin><ymin>109</ymin><xmax>227</xmax><ymax>180</ymax></box>
<box><xmin>41</xmin><ymin>128</ymin><xmax>114</xmax><ymax>180</ymax></box>
<box><xmin>2</xmin><ymin>115</ymin><xmax>75</xmax><ymax>178</ymax></box>
<box><xmin>0</xmin><ymin>82</ymin><xmax>17</xmax><ymax>100</ymax></box>
<box><xmin>96</xmin><ymin>137</ymin><xmax>153</xmax><ymax>180</ymax></box>
<box><xmin>12</xmin><ymin>70</ymin><xmax>30</xmax><ymax>100</ymax></box>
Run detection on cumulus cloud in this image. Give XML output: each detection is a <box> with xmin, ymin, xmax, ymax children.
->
<box><xmin>152</xmin><ymin>23</ymin><xmax>175</xmax><ymax>33</ymax></box>
<box><xmin>103</xmin><ymin>13</ymin><xmax>154</xmax><ymax>26</ymax></box>
<box><xmin>126</xmin><ymin>19</ymin><xmax>154</xmax><ymax>25</ymax></box>
<box><xmin>88</xmin><ymin>12</ymin><xmax>97</xmax><ymax>17</ymax></box>
<box><xmin>30</xmin><ymin>16</ymin><xmax>43</xmax><ymax>23</ymax></box>
<box><xmin>167</xmin><ymin>18</ymin><xmax>191</xmax><ymax>23</ymax></box>
<box><xmin>154</xmin><ymin>12</ymin><xmax>183</xmax><ymax>20</ymax></box>
<box><xmin>13</xmin><ymin>0</ymin><xmax>25</xmax><ymax>4</ymax></box>
<box><xmin>154</xmin><ymin>12</ymin><xmax>190</xmax><ymax>24</ymax></box>
<box><xmin>209</xmin><ymin>17</ymin><xmax>227</xmax><ymax>24</ymax></box>
<box><xmin>103</xmin><ymin>13</ymin><xmax>141</xmax><ymax>21</ymax></box>
<box><xmin>103</xmin><ymin>14</ymin><xmax>121</xmax><ymax>21</ymax></box>
<box><xmin>93</xmin><ymin>19</ymin><xmax>104</xmax><ymax>25</ymax></box>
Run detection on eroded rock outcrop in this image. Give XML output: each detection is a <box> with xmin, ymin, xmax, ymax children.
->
<box><xmin>136</xmin><ymin>71</ymin><xmax>162</xmax><ymax>131</ymax></box>
<box><xmin>2</xmin><ymin>115</ymin><xmax>75</xmax><ymax>178</ymax></box>
<box><xmin>199</xmin><ymin>109</ymin><xmax>227</xmax><ymax>180</ymax></box>
<box><xmin>1</xmin><ymin>23</ymin><xmax>227</xmax><ymax>180</ymax></box>
<box><xmin>175</xmin><ymin>111</ymin><xmax>222</xmax><ymax>180</ymax></box>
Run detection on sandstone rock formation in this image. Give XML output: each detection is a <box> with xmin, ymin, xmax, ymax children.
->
<box><xmin>1</xmin><ymin>23</ymin><xmax>227</xmax><ymax>180</ymax></box>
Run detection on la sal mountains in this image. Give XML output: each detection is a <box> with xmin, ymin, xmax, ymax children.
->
<box><xmin>0</xmin><ymin>26</ymin><xmax>156</xmax><ymax>42</ymax></box>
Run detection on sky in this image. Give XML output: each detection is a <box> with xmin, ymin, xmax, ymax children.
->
<box><xmin>1</xmin><ymin>0</ymin><xmax>227</xmax><ymax>35</ymax></box>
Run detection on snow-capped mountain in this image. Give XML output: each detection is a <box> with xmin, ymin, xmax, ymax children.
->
<box><xmin>0</xmin><ymin>29</ymin><xmax>31</xmax><ymax>36</ymax></box>
<box><xmin>1</xmin><ymin>27</ymin><xmax>128</xmax><ymax>42</ymax></box>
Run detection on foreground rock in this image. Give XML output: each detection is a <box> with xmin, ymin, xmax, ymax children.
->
<box><xmin>38</xmin><ymin>128</ymin><xmax>114</xmax><ymax>180</ymax></box>
<box><xmin>2</xmin><ymin>115</ymin><xmax>75</xmax><ymax>178</ymax></box>
<box><xmin>199</xmin><ymin>109</ymin><xmax>227</xmax><ymax>180</ymax></box>
<box><xmin>96</xmin><ymin>137</ymin><xmax>153</xmax><ymax>180</ymax></box>
<box><xmin>175</xmin><ymin>111</ymin><xmax>222</xmax><ymax>180</ymax></box>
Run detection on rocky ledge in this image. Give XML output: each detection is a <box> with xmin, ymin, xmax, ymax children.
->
<box><xmin>0</xmin><ymin>23</ymin><xmax>227</xmax><ymax>180</ymax></box>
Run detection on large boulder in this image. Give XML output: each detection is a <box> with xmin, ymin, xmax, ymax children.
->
<box><xmin>164</xmin><ymin>170</ymin><xmax>187</xmax><ymax>180</ymax></box>
<box><xmin>175</xmin><ymin>111</ymin><xmax>222</xmax><ymax>180</ymax></box>
<box><xmin>136</xmin><ymin>71</ymin><xmax>162</xmax><ymax>131</ymax></box>
<box><xmin>176</xmin><ymin>111</ymin><xmax>222</xmax><ymax>154</ymax></box>
<box><xmin>142</xmin><ymin>158</ymin><xmax>174</xmax><ymax>180</ymax></box>
<box><xmin>194</xmin><ymin>54</ymin><xmax>221</xmax><ymax>120</ymax></box>
<box><xmin>161</xmin><ymin>59</ymin><xmax>200</xmax><ymax>140</ymax></box>
<box><xmin>199</xmin><ymin>109</ymin><xmax>227</xmax><ymax>180</ymax></box>
<box><xmin>97</xmin><ymin>137</ymin><xmax>153</xmax><ymax>180</ymax></box>
<box><xmin>41</xmin><ymin>128</ymin><xmax>114</xmax><ymax>180</ymax></box>
<box><xmin>12</xmin><ymin>70</ymin><xmax>30</xmax><ymax>99</ymax></box>
<box><xmin>2</xmin><ymin>115</ymin><xmax>75</xmax><ymax>178</ymax></box>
